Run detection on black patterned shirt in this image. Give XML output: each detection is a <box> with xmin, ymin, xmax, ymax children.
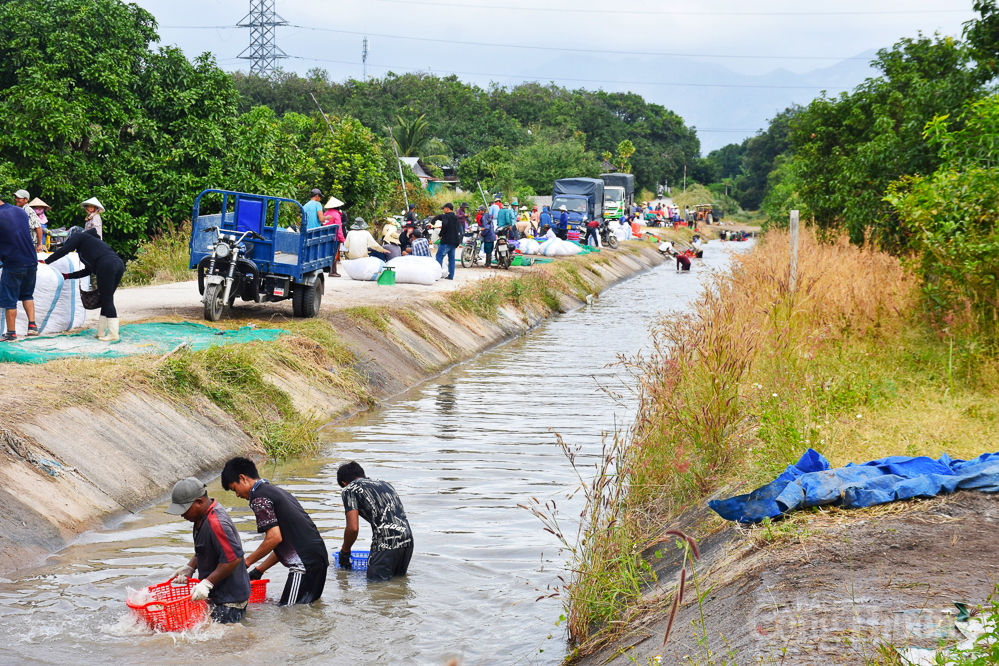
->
<box><xmin>341</xmin><ymin>478</ymin><xmax>413</xmax><ymax>552</ymax></box>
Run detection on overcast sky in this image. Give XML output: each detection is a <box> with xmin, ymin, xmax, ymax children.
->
<box><xmin>135</xmin><ymin>0</ymin><xmax>977</xmax><ymax>148</ymax></box>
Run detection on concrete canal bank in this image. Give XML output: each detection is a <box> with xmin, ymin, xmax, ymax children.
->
<box><xmin>0</xmin><ymin>243</ymin><xmax>668</xmax><ymax>575</ymax></box>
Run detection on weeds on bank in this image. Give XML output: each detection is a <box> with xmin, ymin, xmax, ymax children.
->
<box><xmin>561</xmin><ymin>229</ymin><xmax>999</xmax><ymax>645</ymax></box>
<box><xmin>441</xmin><ymin>270</ymin><xmax>565</xmax><ymax>320</ymax></box>
<box><xmin>153</xmin><ymin>319</ymin><xmax>368</xmax><ymax>458</ymax></box>
<box><xmin>344</xmin><ymin>306</ymin><xmax>390</xmax><ymax>333</ymax></box>
<box><xmin>121</xmin><ymin>221</ymin><xmax>193</xmax><ymax>286</ymax></box>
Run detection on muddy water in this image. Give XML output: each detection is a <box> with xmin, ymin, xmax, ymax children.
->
<box><xmin>0</xmin><ymin>241</ymin><xmax>751</xmax><ymax>666</ymax></box>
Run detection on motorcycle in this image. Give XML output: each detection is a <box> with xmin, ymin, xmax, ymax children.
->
<box><xmin>460</xmin><ymin>224</ymin><xmax>482</xmax><ymax>268</ymax></box>
<box><xmin>494</xmin><ymin>228</ymin><xmax>512</xmax><ymax>269</ymax></box>
<box><xmin>199</xmin><ymin>225</ymin><xmax>265</xmax><ymax>321</ymax></box>
<box><xmin>598</xmin><ymin>219</ymin><xmax>620</xmax><ymax>249</ymax></box>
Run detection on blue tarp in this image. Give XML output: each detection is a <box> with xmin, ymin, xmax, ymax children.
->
<box><xmin>709</xmin><ymin>449</ymin><xmax>999</xmax><ymax>523</ymax></box>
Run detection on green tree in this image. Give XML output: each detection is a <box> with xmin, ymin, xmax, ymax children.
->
<box><xmin>513</xmin><ymin>132</ymin><xmax>600</xmax><ymax>194</ymax></box>
<box><xmin>457</xmin><ymin>145</ymin><xmax>515</xmax><ymax>194</ymax></box>
<box><xmin>616</xmin><ymin>139</ymin><xmax>635</xmax><ymax>172</ymax></box>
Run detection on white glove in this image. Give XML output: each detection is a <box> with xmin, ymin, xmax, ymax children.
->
<box><xmin>190</xmin><ymin>579</ymin><xmax>213</xmax><ymax>602</ymax></box>
<box><xmin>171</xmin><ymin>565</ymin><xmax>196</xmax><ymax>584</ymax></box>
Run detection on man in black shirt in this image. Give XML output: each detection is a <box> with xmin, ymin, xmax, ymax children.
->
<box><xmin>432</xmin><ymin>203</ymin><xmax>462</xmax><ymax>280</ymax></box>
<box><xmin>337</xmin><ymin>461</ymin><xmax>414</xmax><ymax>581</ymax></box>
<box><xmin>222</xmin><ymin>457</ymin><xmax>329</xmax><ymax>605</ymax></box>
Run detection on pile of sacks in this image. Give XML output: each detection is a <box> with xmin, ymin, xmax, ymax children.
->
<box><xmin>341</xmin><ymin>256</ymin><xmax>449</xmax><ymax>285</ymax></box>
<box><xmin>517</xmin><ymin>237</ymin><xmax>583</xmax><ymax>257</ymax></box>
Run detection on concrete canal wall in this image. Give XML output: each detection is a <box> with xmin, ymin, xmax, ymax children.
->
<box><xmin>0</xmin><ymin>244</ymin><xmax>668</xmax><ymax>575</ymax></box>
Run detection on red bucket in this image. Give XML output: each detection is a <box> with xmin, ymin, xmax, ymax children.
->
<box><xmin>249</xmin><ymin>579</ymin><xmax>269</xmax><ymax>603</ymax></box>
<box><xmin>126</xmin><ymin>580</ymin><xmax>207</xmax><ymax>632</ymax></box>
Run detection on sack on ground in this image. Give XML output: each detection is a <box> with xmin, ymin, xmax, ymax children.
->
<box><xmin>386</xmin><ymin>256</ymin><xmax>442</xmax><ymax>285</ymax></box>
<box><xmin>0</xmin><ymin>253</ymin><xmax>87</xmax><ymax>336</ymax></box>
<box><xmin>342</xmin><ymin>257</ymin><xmax>385</xmax><ymax>281</ymax></box>
<box><xmin>544</xmin><ymin>239</ymin><xmax>583</xmax><ymax>257</ymax></box>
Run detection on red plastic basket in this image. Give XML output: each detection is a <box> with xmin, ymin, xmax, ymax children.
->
<box><xmin>249</xmin><ymin>579</ymin><xmax>269</xmax><ymax>603</ymax></box>
<box><xmin>126</xmin><ymin>579</ymin><xmax>207</xmax><ymax>632</ymax></box>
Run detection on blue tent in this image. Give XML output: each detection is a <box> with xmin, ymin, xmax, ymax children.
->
<box><xmin>709</xmin><ymin>448</ymin><xmax>999</xmax><ymax>523</ymax></box>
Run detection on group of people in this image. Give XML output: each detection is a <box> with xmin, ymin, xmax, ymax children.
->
<box><xmin>0</xmin><ymin>189</ymin><xmax>122</xmax><ymax>343</ymax></box>
<box><xmin>165</xmin><ymin>457</ymin><xmax>413</xmax><ymax>624</ymax></box>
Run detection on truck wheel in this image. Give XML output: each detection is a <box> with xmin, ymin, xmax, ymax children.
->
<box><xmin>294</xmin><ymin>276</ymin><xmax>324</xmax><ymax>318</ymax></box>
<box><xmin>203</xmin><ymin>283</ymin><xmax>227</xmax><ymax>322</ymax></box>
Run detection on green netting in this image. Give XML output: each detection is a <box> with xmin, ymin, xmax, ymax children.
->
<box><xmin>0</xmin><ymin>322</ymin><xmax>288</xmax><ymax>364</ymax></box>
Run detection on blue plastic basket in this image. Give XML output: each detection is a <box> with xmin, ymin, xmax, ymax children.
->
<box><xmin>333</xmin><ymin>549</ymin><xmax>369</xmax><ymax>571</ymax></box>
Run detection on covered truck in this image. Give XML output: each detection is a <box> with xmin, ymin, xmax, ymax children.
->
<box><xmin>600</xmin><ymin>173</ymin><xmax>635</xmax><ymax>219</ymax></box>
<box><xmin>551</xmin><ymin>178</ymin><xmax>605</xmax><ymax>231</ymax></box>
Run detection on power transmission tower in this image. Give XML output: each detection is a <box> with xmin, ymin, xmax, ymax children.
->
<box><xmin>362</xmin><ymin>36</ymin><xmax>369</xmax><ymax>79</ymax></box>
<box><xmin>237</xmin><ymin>0</ymin><xmax>288</xmax><ymax>75</ymax></box>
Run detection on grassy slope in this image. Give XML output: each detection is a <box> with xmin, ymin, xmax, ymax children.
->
<box><xmin>563</xmin><ymin>229</ymin><xmax>999</xmax><ymax>651</ymax></box>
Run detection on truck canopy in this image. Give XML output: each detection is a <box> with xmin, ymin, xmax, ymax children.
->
<box><xmin>553</xmin><ymin>177</ymin><xmax>605</xmax><ymax>199</ymax></box>
<box><xmin>600</xmin><ymin>173</ymin><xmax>635</xmax><ymax>198</ymax></box>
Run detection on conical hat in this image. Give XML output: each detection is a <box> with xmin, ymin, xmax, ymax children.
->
<box><xmin>324</xmin><ymin>196</ymin><xmax>344</xmax><ymax>209</ymax></box>
<box><xmin>80</xmin><ymin>197</ymin><xmax>104</xmax><ymax>213</ymax></box>
<box><xmin>27</xmin><ymin>197</ymin><xmax>50</xmax><ymax>209</ymax></box>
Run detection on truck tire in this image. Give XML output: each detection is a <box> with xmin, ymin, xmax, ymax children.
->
<box><xmin>293</xmin><ymin>275</ymin><xmax>324</xmax><ymax>318</ymax></box>
<box><xmin>203</xmin><ymin>283</ymin><xmax>227</xmax><ymax>322</ymax></box>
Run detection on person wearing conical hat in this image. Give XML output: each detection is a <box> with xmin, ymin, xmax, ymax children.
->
<box><xmin>322</xmin><ymin>196</ymin><xmax>344</xmax><ymax>278</ymax></box>
<box><xmin>80</xmin><ymin>197</ymin><xmax>104</xmax><ymax>239</ymax></box>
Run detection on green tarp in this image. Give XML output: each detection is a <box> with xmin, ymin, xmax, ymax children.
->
<box><xmin>0</xmin><ymin>322</ymin><xmax>288</xmax><ymax>364</ymax></box>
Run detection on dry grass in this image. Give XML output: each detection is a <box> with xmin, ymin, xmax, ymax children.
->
<box><xmin>559</xmin><ymin>229</ymin><xmax>999</xmax><ymax>644</ymax></box>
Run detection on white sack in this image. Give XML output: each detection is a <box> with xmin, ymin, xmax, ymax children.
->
<box><xmin>544</xmin><ymin>240</ymin><xmax>583</xmax><ymax>257</ymax></box>
<box><xmin>522</xmin><ymin>240</ymin><xmax>542</xmax><ymax>255</ymax></box>
<box><xmin>342</xmin><ymin>257</ymin><xmax>385</xmax><ymax>281</ymax></box>
<box><xmin>386</xmin><ymin>256</ymin><xmax>442</xmax><ymax>285</ymax></box>
<box><xmin>0</xmin><ymin>253</ymin><xmax>88</xmax><ymax>336</ymax></box>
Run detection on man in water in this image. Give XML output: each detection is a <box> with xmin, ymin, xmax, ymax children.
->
<box><xmin>222</xmin><ymin>457</ymin><xmax>330</xmax><ymax>605</ymax></box>
<box><xmin>337</xmin><ymin>461</ymin><xmax>414</xmax><ymax>581</ymax></box>
<box><xmin>167</xmin><ymin>477</ymin><xmax>251</xmax><ymax>623</ymax></box>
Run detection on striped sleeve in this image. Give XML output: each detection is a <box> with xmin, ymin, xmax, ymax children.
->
<box><xmin>206</xmin><ymin>508</ymin><xmax>239</xmax><ymax>563</ymax></box>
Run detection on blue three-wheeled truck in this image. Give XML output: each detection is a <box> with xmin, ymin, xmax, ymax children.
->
<box><xmin>188</xmin><ymin>189</ymin><xmax>339</xmax><ymax>321</ymax></box>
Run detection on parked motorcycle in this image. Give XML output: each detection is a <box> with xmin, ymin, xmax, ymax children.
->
<box><xmin>200</xmin><ymin>226</ymin><xmax>265</xmax><ymax>321</ymax></box>
<box><xmin>461</xmin><ymin>224</ymin><xmax>482</xmax><ymax>268</ymax></box>
<box><xmin>599</xmin><ymin>219</ymin><xmax>620</xmax><ymax>249</ymax></box>
<box><xmin>494</xmin><ymin>228</ymin><xmax>512</xmax><ymax>269</ymax></box>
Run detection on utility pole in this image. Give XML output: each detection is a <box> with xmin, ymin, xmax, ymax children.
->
<box><xmin>683</xmin><ymin>163</ymin><xmax>686</xmax><ymax>195</ymax></box>
<box><xmin>238</xmin><ymin>0</ymin><xmax>288</xmax><ymax>74</ymax></box>
<box><xmin>388</xmin><ymin>126</ymin><xmax>410</xmax><ymax>211</ymax></box>
<box><xmin>362</xmin><ymin>36</ymin><xmax>369</xmax><ymax>80</ymax></box>
<box><xmin>789</xmin><ymin>210</ymin><xmax>799</xmax><ymax>294</ymax></box>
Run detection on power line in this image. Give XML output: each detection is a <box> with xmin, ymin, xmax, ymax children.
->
<box><xmin>162</xmin><ymin>24</ymin><xmax>874</xmax><ymax>61</ymax></box>
<box><xmin>285</xmin><ymin>54</ymin><xmax>850</xmax><ymax>90</ymax></box>
<box><xmin>366</xmin><ymin>0</ymin><xmax>976</xmax><ymax>16</ymax></box>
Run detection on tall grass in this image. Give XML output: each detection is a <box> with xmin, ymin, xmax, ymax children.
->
<box><xmin>121</xmin><ymin>221</ymin><xmax>193</xmax><ymax>286</ymax></box>
<box><xmin>563</xmin><ymin>230</ymin><xmax>921</xmax><ymax>644</ymax></box>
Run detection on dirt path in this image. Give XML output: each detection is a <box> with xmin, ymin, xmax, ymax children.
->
<box><xmin>110</xmin><ymin>263</ymin><xmax>537</xmax><ymax>324</ymax></box>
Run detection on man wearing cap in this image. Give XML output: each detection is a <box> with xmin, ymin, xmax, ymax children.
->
<box><xmin>456</xmin><ymin>202</ymin><xmax>469</xmax><ymax>232</ymax></box>
<box><xmin>166</xmin><ymin>477</ymin><xmax>251</xmax><ymax>624</ymax></box>
<box><xmin>432</xmin><ymin>203</ymin><xmax>461</xmax><ymax>280</ymax></box>
<box><xmin>0</xmin><ymin>197</ymin><xmax>39</xmax><ymax>341</ymax></box>
<box><xmin>495</xmin><ymin>201</ymin><xmax>516</xmax><ymax>242</ymax></box>
<box><xmin>14</xmin><ymin>190</ymin><xmax>44</xmax><ymax>253</ymax></box>
<box><xmin>303</xmin><ymin>189</ymin><xmax>325</xmax><ymax>230</ymax></box>
<box><xmin>488</xmin><ymin>197</ymin><xmax>501</xmax><ymax>225</ymax></box>
<box><xmin>404</xmin><ymin>203</ymin><xmax>418</xmax><ymax>225</ymax></box>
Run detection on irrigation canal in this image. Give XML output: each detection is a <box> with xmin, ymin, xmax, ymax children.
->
<box><xmin>0</xmin><ymin>240</ymin><xmax>752</xmax><ymax>665</ymax></box>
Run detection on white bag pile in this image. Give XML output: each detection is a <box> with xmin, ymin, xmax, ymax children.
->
<box><xmin>386</xmin><ymin>256</ymin><xmax>443</xmax><ymax>285</ymax></box>
<box><xmin>520</xmin><ymin>239</ymin><xmax>543</xmax><ymax>255</ymax></box>
<box><xmin>540</xmin><ymin>239</ymin><xmax>583</xmax><ymax>257</ymax></box>
<box><xmin>0</xmin><ymin>253</ymin><xmax>87</xmax><ymax>336</ymax></box>
<box><xmin>342</xmin><ymin>257</ymin><xmax>385</xmax><ymax>281</ymax></box>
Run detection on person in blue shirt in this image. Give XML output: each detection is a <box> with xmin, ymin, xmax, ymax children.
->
<box><xmin>539</xmin><ymin>206</ymin><xmax>553</xmax><ymax>234</ymax></box>
<box><xmin>479</xmin><ymin>208</ymin><xmax>496</xmax><ymax>268</ymax></box>
<box><xmin>556</xmin><ymin>205</ymin><xmax>569</xmax><ymax>240</ymax></box>
<box><xmin>0</xmin><ymin>199</ymin><xmax>39</xmax><ymax>341</ymax></box>
<box><xmin>488</xmin><ymin>197</ymin><xmax>501</xmax><ymax>225</ymax></box>
<box><xmin>302</xmin><ymin>189</ymin><xmax>324</xmax><ymax>230</ymax></box>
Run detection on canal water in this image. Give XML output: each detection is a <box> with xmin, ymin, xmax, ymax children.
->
<box><xmin>0</xmin><ymin>241</ymin><xmax>751</xmax><ymax>665</ymax></box>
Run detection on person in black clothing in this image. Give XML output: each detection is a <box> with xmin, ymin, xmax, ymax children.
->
<box><xmin>44</xmin><ymin>228</ymin><xmax>124</xmax><ymax>341</ymax></box>
<box><xmin>337</xmin><ymin>461</ymin><xmax>414</xmax><ymax>582</ymax></box>
<box><xmin>432</xmin><ymin>203</ymin><xmax>462</xmax><ymax>280</ymax></box>
<box><xmin>222</xmin><ymin>457</ymin><xmax>330</xmax><ymax>605</ymax></box>
<box><xmin>404</xmin><ymin>203</ymin><xmax>418</xmax><ymax>225</ymax></box>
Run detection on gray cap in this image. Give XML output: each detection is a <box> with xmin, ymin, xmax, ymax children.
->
<box><xmin>165</xmin><ymin>477</ymin><xmax>207</xmax><ymax>515</ymax></box>
<box><xmin>14</xmin><ymin>189</ymin><xmax>29</xmax><ymax>199</ymax></box>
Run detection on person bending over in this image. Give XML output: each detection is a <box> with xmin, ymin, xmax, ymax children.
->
<box><xmin>337</xmin><ymin>462</ymin><xmax>413</xmax><ymax>581</ymax></box>
<box><xmin>222</xmin><ymin>457</ymin><xmax>330</xmax><ymax>605</ymax></box>
<box><xmin>166</xmin><ymin>477</ymin><xmax>251</xmax><ymax>624</ymax></box>
<box><xmin>44</xmin><ymin>228</ymin><xmax>124</xmax><ymax>341</ymax></box>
